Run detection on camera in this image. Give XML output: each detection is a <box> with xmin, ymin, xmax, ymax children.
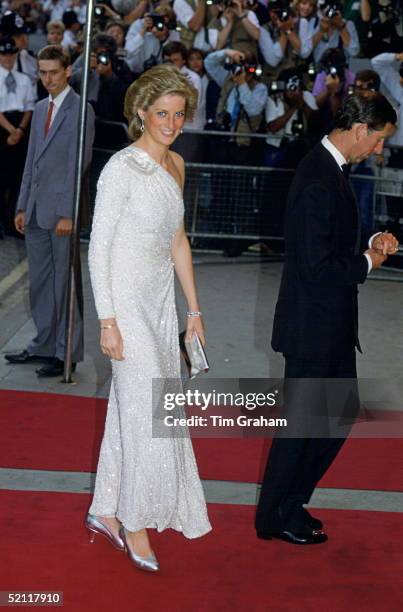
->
<box><xmin>94</xmin><ymin>5</ymin><xmax>105</xmax><ymax>17</ymax></box>
<box><xmin>269</xmin><ymin>80</ymin><xmax>286</xmax><ymax>94</ymax></box>
<box><xmin>291</xmin><ymin>119</ymin><xmax>304</xmax><ymax>137</ymax></box>
<box><xmin>273</xmin><ymin>6</ymin><xmax>292</xmax><ymax>22</ymax></box>
<box><xmin>319</xmin><ymin>1</ymin><xmax>341</xmax><ymax>19</ymax></box>
<box><xmin>224</xmin><ymin>58</ymin><xmax>262</xmax><ymax>77</ymax></box>
<box><xmin>148</xmin><ymin>13</ymin><xmax>166</xmax><ymax>31</ymax></box>
<box><xmin>97</xmin><ymin>52</ymin><xmax>111</xmax><ymax>66</ymax></box>
<box><xmin>269</xmin><ymin>74</ymin><xmax>301</xmax><ymax>95</ymax></box>
<box><xmin>206</xmin><ymin>111</ymin><xmax>232</xmax><ymax>132</ymax></box>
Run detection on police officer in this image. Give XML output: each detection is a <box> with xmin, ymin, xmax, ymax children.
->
<box><xmin>0</xmin><ymin>36</ymin><xmax>35</xmax><ymax>237</ymax></box>
<box><xmin>0</xmin><ymin>11</ymin><xmax>38</xmax><ymax>88</ymax></box>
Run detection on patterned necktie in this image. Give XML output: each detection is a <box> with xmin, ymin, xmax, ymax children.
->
<box><xmin>44</xmin><ymin>101</ymin><xmax>54</xmax><ymax>137</ymax></box>
<box><xmin>5</xmin><ymin>71</ymin><xmax>16</xmax><ymax>94</ymax></box>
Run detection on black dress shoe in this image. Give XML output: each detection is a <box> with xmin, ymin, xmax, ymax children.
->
<box><xmin>5</xmin><ymin>350</ymin><xmax>53</xmax><ymax>364</ymax></box>
<box><xmin>302</xmin><ymin>508</ymin><xmax>323</xmax><ymax>530</ymax></box>
<box><xmin>257</xmin><ymin>527</ymin><xmax>328</xmax><ymax>545</ymax></box>
<box><xmin>36</xmin><ymin>358</ymin><xmax>76</xmax><ymax>378</ymax></box>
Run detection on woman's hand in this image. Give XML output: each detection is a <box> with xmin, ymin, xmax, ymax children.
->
<box><xmin>100</xmin><ymin>325</ymin><xmax>125</xmax><ymax>361</ymax></box>
<box><xmin>185</xmin><ymin>315</ymin><xmax>206</xmax><ymax>346</ymax></box>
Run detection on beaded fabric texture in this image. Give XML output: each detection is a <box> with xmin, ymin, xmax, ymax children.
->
<box><xmin>88</xmin><ymin>146</ymin><xmax>211</xmax><ymax>538</ymax></box>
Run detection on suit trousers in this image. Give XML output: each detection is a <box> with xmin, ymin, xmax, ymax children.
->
<box><xmin>255</xmin><ymin>350</ymin><xmax>359</xmax><ymax>532</ymax></box>
<box><xmin>24</xmin><ymin>210</ymin><xmax>84</xmax><ymax>362</ymax></box>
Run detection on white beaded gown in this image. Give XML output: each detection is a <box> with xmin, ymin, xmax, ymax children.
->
<box><xmin>88</xmin><ymin>145</ymin><xmax>211</xmax><ymax>538</ymax></box>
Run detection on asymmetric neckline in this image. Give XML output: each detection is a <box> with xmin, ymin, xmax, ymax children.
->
<box><xmin>128</xmin><ymin>145</ymin><xmax>182</xmax><ymax>194</ymax></box>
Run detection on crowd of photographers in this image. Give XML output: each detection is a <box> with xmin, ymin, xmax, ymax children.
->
<box><xmin>1</xmin><ymin>0</ymin><xmax>403</xmax><ymax>242</ymax></box>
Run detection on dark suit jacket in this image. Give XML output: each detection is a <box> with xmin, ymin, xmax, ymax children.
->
<box><xmin>271</xmin><ymin>141</ymin><xmax>372</xmax><ymax>360</ymax></box>
<box><xmin>17</xmin><ymin>88</ymin><xmax>95</xmax><ymax>229</ymax></box>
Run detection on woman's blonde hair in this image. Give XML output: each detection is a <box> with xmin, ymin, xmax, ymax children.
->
<box><xmin>124</xmin><ymin>64</ymin><xmax>198</xmax><ymax>140</ymax></box>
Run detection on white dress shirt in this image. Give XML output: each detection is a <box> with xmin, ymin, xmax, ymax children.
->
<box><xmin>321</xmin><ymin>135</ymin><xmax>377</xmax><ymax>272</ymax></box>
<box><xmin>47</xmin><ymin>84</ymin><xmax>71</xmax><ymax>127</ymax></box>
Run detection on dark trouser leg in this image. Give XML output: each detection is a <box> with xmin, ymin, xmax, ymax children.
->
<box><xmin>25</xmin><ymin>214</ymin><xmax>57</xmax><ymax>357</ymax></box>
<box><xmin>255</xmin><ymin>351</ymin><xmax>358</xmax><ymax>532</ymax></box>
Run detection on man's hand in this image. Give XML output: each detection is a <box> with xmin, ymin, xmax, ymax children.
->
<box><xmin>143</xmin><ymin>14</ymin><xmax>154</xmax><ymax>31</ymax></box>
<box><xmin>287</xmin><ymin>90</ymin><xmax>304</xmax><ymax>108</ymax></box>
<box><xmin>231</xmin><ymin>0</ymin><xmax>244</xmax><ymax>18</ymax></box>
<box><xmin>278</xmin><ymin>16</ymin><xmax>294</xmax><ymax>33</ymax></box>
<box><xmin>372</xmin><ymin>232</ymin><xmax>399</xmax><ymax>255</ymax></box>
<box><xmin>365</xmin><ymin>248</ymin><xmax>387</xmax><ymax>269</ymax></box>
<box><xmin>320</xmin><ymin>17</ymin><xmax>330</xmax><ymax>32</ymax></box>
<box><xmin>55</xmin><ymin>218</ymin><xmax>73</xmax><ymax>236</ymax></box>
<box><xmin>331</xmin><ymin>13</ymin><xmax>345</xmax><ymax>30</ymax></box>
<box><xmin>7</xmin><ymin>128</ymin><xmax>24</xmax><ymax>146</ymax></box>
<box><xmin>14</xmin><ymin>211</ymin><xmax>25</xmax><ymax>234</ymax></box>
<box><xmin>90</xmin><ymin>52</ymin><xmax>98</xmax><ymax>70</ymax></box>
<box><xmin>223</xmin><ymin>7</ymin><xmax>234</xmax><ymax>23</ymax></box>
<box><xmin>153</xmin><ymin>25</ymin><xmax>169</xmax><ymax>41</ymax></box>
<box><xmin>95</xmin><ymin>58</ymin><xmax>113</xmax><ymax>78</ymax></box>
<box><xmin>225</xmin><ymin>48</ymin><xmax>245</xmax><ymax>63</ymax></box>
<box><xmin>325</xmin><ymin>73</ymin><xmax>340</xmax><ymax>94</ymax></box>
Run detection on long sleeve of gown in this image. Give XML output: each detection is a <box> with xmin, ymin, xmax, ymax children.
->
<box><xmin>88</xmin><ymin>155</ymin><xmax>128</xmax><ymax>319</ymax></box>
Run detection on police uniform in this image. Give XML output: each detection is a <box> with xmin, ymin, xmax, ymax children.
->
<box><xmin>0</xmin><ymin>38</ymin><xmax>36</xmax><ymax>234</ymax></box>
<box><xmin>0</xmin><ymin>11</ymin><xmax>41</xmax><ymax>92</ymax></box>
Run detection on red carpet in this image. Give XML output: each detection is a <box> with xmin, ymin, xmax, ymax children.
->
<box><xmin>0</xmin><ymin>490</ymin><xmax>402</xmax><ymax>612</ymax></box>
<box><xmin>1</xmin><ymin>390</ymin><xmax>402</xmax><ymax>491</ymax></box>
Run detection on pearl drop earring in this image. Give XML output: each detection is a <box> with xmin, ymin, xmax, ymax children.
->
<box><xmin>140</xmin><ymin>117</ymin><xmax>145</xmax><ymax>132</ymax></box>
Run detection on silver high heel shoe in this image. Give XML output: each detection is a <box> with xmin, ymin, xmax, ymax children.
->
<box><xmin>85</xmin><ymin>513</ymin><xmax>125</xmax><ymax>551</ymax></box>
<box><xmin>119</xmin><ymin>527</ymin><xmax>160</xmax><ymax>572</ymax></box>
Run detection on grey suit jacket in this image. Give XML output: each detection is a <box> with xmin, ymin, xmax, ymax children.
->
<box><xmin>17</xmin><ymin>87</ymin><xmax>95</xmax><ymax>229</ymax></box>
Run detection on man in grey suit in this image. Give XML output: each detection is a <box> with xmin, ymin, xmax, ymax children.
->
<box><xmin>5</xmin><ymin>45</ymin><xmax>95</xmax><ymax>377</ymax></box>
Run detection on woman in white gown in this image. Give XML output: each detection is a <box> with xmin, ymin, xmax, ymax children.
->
<box><xmin>86</xmin><ymin>64</ymin><xmax>211</xmax><ymax>572</ymax></box>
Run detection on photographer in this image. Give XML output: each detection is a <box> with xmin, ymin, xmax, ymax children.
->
<box><xmin>124</xmin><ymin>5</ymin><xmax>180</xmax><ymax>73</ymax></box>
<box><xmin>361</xmin><ymin>0</ymin><xmax>403</xmax><ymax>57</ymax></box>
<box><xmin>264</xmin><ymin>68</ymin><xmax>318</xmax><ymax>167</ymax></box>
<box><xmin>259</xmin><ymin>0</ymin><xmax>304</xmax><ymax>77</ymax></box>
<box><xmin>311</xmin><ymin>0</ymin><xmax>360</xmax><ymax>63</ymax></box>
<box><xmin>70</xmin><ymin>34</ymin><xmax>128</xmax><ymax>123</ymax></box>
<box><xmin>312</xmin><ymin>47</ymin><xmax>355</xmax><ymax>133</ymax></box>
<box><xmin>173</xmin><ymin>0</ymin><xmax>222</xmax><ymax>51</ymax></box>
<box><xmin>213</xmin><ymin>0</ymin><xmax>260</xmax><ymax>55</ymax></box>
<box><xmin>205</xmin><ymin>47</ymin><xmax>267</xmax><ymax>160</ymax></box>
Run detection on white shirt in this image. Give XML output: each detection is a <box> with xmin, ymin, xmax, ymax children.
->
<box><xmin>47</xmin><ymin>84</ymin><xmax>71</xmax><ymax>126</ymax></box>
<box><xmin>265</xmin><ymin>91</ymin><xmax>318</xmax><ymax>147</ymax></box>
<box><xmin>43</xmin><ymin>0</ymin><xmax>68</xmax><ymax>21</ymax></box>
<box><xmin>321</xmin><ymin>135</ymin><xmax>377</xmax><ymax>272</ymax></box>
<box><xmin>0</xmin><ymin>65</ymin><xmax>36</xmax><ymax>113</ymax></box>
<box><xmin>62</xmin><ymin>29</ymin><xmax>77</xmax><ymax>50</ymax></box>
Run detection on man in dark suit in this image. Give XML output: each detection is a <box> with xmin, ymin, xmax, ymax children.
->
<box><xmin>256</xmin><ymin>94</ymin><xmax>399</xmax><ymax>544</ymax></box>
<box><xmin>5</xmin><ymin>45</ymin><xmax>95</xmax><ymax>377</ymax></box>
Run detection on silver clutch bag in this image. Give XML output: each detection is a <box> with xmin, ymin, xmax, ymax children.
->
<box><xmin>179</xmin><ymin>331</ymin><xmax>209</xmax><ymax>379</ymax></box>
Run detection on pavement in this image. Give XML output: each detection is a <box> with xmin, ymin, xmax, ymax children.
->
<box><xmin>0</xmin><ymin>234</ymin><xmax>402</xmax><ymax>514</ymax></box>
